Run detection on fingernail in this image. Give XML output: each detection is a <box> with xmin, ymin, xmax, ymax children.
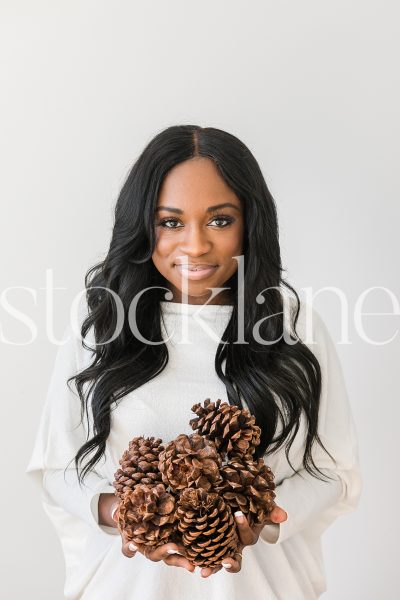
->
<box><xmin>167</xmin><ymin>549</ymin><xmax>181</xmax><ymax>555</ymax></box>
<box><xmin>128</xmin><ymin>543</ymin><xmax>137</xmax><ymax>552</ymax></box>
<box><xmin>222</xmin><ymin>562</ymin><xmax>232</xmax><ymax>568</ymax></box>
<box><xmin>234</xmin><ymin>511</ymin><xmax>244</xmax><ymax>520</ymax></box>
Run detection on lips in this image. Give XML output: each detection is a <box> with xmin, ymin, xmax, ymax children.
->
<box><xmin>174</xmin><ymin>264</ymin><xmax>219</xmax><ymax>280</ymax></box>
<box><xmin>175</xmin><ymin>264</ymin><xmax>217</xmax><ymax>271</ymax></box>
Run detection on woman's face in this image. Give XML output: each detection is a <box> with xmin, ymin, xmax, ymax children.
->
<box><xmin>152</xmin><ymin>157</ymin><xmax>244</xmax><ymax>305</ymax></box>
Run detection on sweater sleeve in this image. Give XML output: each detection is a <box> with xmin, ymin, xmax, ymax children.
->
<box><xmin>43</xmin><ymin>468</ymin><xmax>118</xmax><ymax>536</ymax></box>
<box><xmin>259</xmin><ymin>304</ymin><xmax>362</xmax><ymax>545</ymax></box>
<box><xmin>25</xmin><ymin>308</ymin><xmax>119</xmax><ymax>537</ymax></box>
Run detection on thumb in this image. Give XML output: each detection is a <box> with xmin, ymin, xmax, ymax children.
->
<box><xmin>269</xmin><ymin>506</ymin><xmax>288</xmax><ymax>523</ymax></box>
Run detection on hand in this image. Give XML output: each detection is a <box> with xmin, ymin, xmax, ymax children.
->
<box><xmin>113</xmin><ymin>501</ymin><xmax>195</xmax><ymax>573</ymax></box>
<box><xmin>200</xmin><ymin>505</ymin><xmax>288</xmax><ymax>578</ymax></box>
<box><xmin>120</xmin><ymin>530</ymin><xmax>195</xmax><ymax>573</ymax></box>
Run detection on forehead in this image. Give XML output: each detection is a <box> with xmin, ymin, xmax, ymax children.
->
<box><xmin>157</xmin><ymin>157</ymin><xmax>241</xmax><ymax>210</ymax></box>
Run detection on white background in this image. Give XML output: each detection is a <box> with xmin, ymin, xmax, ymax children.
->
<box><xmin>1</xmin><ymin>1</ymin><xmax>398</xmax><ymax>598</ymax></box>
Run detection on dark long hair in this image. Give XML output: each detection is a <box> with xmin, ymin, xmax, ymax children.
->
<box><xmin>67</xmin><ymin>125</ymin><xmax>335</xmax><ymax>485</ymax></box>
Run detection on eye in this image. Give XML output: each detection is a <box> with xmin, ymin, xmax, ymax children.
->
<box><xmin>156</xmin><ymin>215</ymin><xmax>235</xmax><ymax>229</ymax></box>
<box><xmin>209</xmin><ymin>215</ymin><xmax>235</xmax><ymax>228</ymax></box>
<box><xmin>157</xmin><ymin>218</ymin><xmax>182</xmax><ymax>229</ymax></box>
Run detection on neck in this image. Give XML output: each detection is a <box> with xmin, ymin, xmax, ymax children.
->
<box><xmin>165</xmin><ymin>289</ymin><xmax>234</xmax><ymax>306</ymax></box>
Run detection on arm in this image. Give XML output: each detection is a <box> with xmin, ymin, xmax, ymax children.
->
<box><xmin>260</xmin><ymin>467</ymin><xmax>345</xmax><ymax>544</ymax></box>
<box><xmin>260</xmin><ymin>304</ymin><xmax>362</xmax><ymax>545</ymax></box>
<box><xmin>43</xmin><ymin>468</ymin><xmax>120</xmax><ymax>535</ymax></box>
<box><xmin>26</xmin><ymin>307</ymin><xmax>119</xmax><ymax>536</ymax></box>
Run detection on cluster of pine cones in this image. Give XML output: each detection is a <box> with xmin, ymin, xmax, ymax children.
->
<box><xmin>112</xmin><ymin>398</ymin><xmax>276</xmax><ymax>568</ymax></box>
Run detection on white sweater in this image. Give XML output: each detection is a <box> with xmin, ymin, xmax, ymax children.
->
<box><xmin>26</xmin><ymin>298</ymin><xmax>362</xmax><ymax>600</ymax></box>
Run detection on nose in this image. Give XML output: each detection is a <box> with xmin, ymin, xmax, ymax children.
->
<box><xmin>178</xmin><ymin>223</ymin><xmax>212</xmax><ymax>257</ymax></box>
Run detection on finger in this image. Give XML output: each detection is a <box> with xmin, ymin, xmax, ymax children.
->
<box><xmin>120</xmin><ymin>529</ymin><xmax>137</xmax><ymax>558</ymax></box>
<box><xmin>234</xmin><ymin>511</ymin><xmax>257</xmax><ymax>545</ymax></box>
<box><xmin>138</xmin><ymin>541</ymin><xmax>187</xmax><ymax>562</ymax></box>
<box><xmin>221</xmin><ymin>555</ymin><xmax>242</xmax><ymax>573</ymax></box>
<box><xmin>269</xmin><ymin>506</ymin><xmax>288</xmax><ymax>524</ymax></box>
<box><xmin>121</xmin><ymin>540</ymin><xmax>138</xmax><ymax>558</ymax></box>
<box><xmin>200</xmin><ymin>565</ymin><xmax>223</xmax><ymax>578</ymax></box>
<box><xmin>111</xmin><ymin>501</ymin><xmax>120</xmax><ymax>523</ymax></box>
<box><xmin>164</xmin><ymin>554</ymin><xmax>196</xmax><ymax>573</ymax></box>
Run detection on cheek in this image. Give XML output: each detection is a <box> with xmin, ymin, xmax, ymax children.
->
<box><xmin>153</xmin><ymin>233</ymin><xmax>175</xmax><ymax>257</ymax></box>
<box><xmin>220</xmin><ymin>228</ymin><xmax>243</xmax><ymax>255</ymax></box>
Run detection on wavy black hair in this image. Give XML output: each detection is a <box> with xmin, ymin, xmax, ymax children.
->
<box><xmin>67</xmin><ymin>124</ymin><xmax>336</xmax><ymax>485</ymax></box>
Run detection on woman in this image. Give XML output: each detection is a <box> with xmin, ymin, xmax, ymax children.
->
<box><xmin>26</xmin><ymin>125</ymin><xmax>362</xmax><ymax>600</ymax></box>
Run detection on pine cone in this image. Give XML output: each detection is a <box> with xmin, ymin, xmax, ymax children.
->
<box><xmin>113</xmin><ymin>436</ymin><xmax>164</xmax><ymax>498</ymax></box>
<box><xmin>190</xmin><ymin>398</ymin><xmax>261</xmax><ymax>460</ymax></box>
<box><xmin>159</xmin><ymin>433</ymin><xmax>222</xmax><ymax>492</ymax></box>
<box><xmin>176</xmin><ymin>487</ymin><xmax>239</xmax><ymax>567</ymax></box>
<box><xmin>214</xmin><ymin>455</ymin><xmax>276</xmax><ymax>526</ymax></box>
<box><xmin>116</xmin><ymin>483</ymin><xmax>177</xmax><ymax>548</ymax></box>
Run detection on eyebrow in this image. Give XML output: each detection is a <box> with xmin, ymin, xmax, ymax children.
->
<box><xmin>155</xmin><ymin>202</ymin><xmax>241</xmax><ymax>214</ymax></box>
